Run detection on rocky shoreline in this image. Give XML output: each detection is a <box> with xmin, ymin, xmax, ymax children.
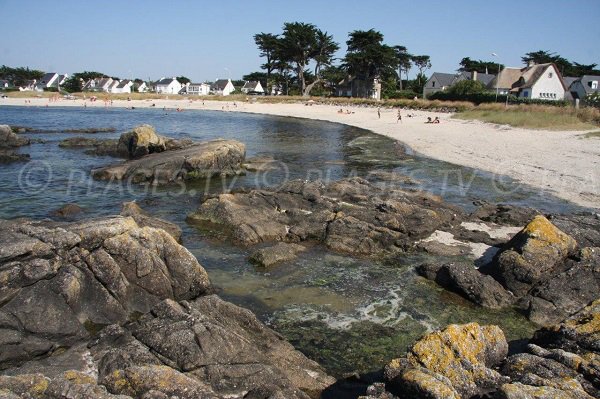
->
<box><xmin>1</xmin><ymin>123</ymin><xmax>599</xmax><ymax>398</ymax></box>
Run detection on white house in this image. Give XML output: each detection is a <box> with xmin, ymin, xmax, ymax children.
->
<box><xmin>136</xmin><ymin>81</ymin><xmax>149</xmax><ymax>92</ymax></box>
<box><xmin>336</xmin><ymin>76</ymin><xmax>382</xmax><ymax>100</ymax></box>
<box><xmin>488</xmin><ymin>63</ymin><xmax>566</xmax><ymax>100</ymax></box>
<box><xmin>0</xmin><ymin>80</ymin><xmax>10</xmax><ymax>89</ymax></box>
<box><xmin>423</xmin><ymin>71</ymin><xmax>496</xmax><ymax>98</ymax></box>
<box><xmin>568</xmin><ymin>75</ymin><xmax>600</xmax><ymax>100</ymax></box>
<box><xmin>19</xmin><ymin>79</ymin><xmax>37</xmax><ymax>91</ymax></box>
<box><xmin>155</xmin><ymin>78</ymin><xmax>182</xmax><ymax>94</ymax></box>
<box><xmin>35</xmin><ymin>72</ymin><xmax>68</xmax><ymax>91</ymax></box>
<box><xmin>211</xmin><ymin>79</ymin><xmax>235</xmax><ymax>96</ymax></box>
<box><xmin>241</xmin><ymin>81</ymin><xmax>264</xmax><ymax>94</ymax></box>
<box><xmin>185</xmin><ymin>82</ymin><xmax>211</xmax><ymax>96</ymax></box>
<box><xmin>111</xmin><ymin>79</ymin><xmax>133</xmax><ymax>94</ymax></box>
<box><xmin>82</xmin><ymin>77</ymin><xmax>114</xmax><ymax>92</ymax></box>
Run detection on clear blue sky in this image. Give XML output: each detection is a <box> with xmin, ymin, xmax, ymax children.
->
<box><xmin>1</xmin><ymin>0</ymin><xmax>598</xmax><ymax>81</ymax></box>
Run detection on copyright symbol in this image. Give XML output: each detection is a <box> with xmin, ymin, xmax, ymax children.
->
<box><xmin>18</xmin><ymin>160</ymin><xmax>53</xmax><ymax>195</ymax></box>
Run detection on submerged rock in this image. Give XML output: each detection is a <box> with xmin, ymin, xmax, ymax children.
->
<box><xmin>0</xmin><ymin>150</ymin><xmax>30</xmax><ymax>164</ymax></box>
<box><xmin>49</xmin><ymin>203</ymin><xmax>84</xmax><ymax>219</ymax></box>
<box><xmin>91</xmin><ymin>139</ymin><xmax>245</xmax><ymax>184</ymax></box>
<box><xmin>189</xmin><ymin>177</ymin><xmax>463</xmax><ymax>256</ymax></box>
<box><xmin>58</xmin><ymin>136</ymin><xmax>120</xmax><ymax>157</ymax></box>
<box><xmin>249</xmin><ymin>242</ymin><xmax>306</xmax><ymax>267</ymax></box>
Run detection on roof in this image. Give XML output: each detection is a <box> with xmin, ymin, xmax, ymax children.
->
<box><xmin>489</xmin><ymin>63</ymin><xmax>566</xmax><ymax>92</ymax></box>
<box><xmin>242</xmin><ymin>81</ymin><xmax>260</xmax><ymax>90</ymax></box>
<box><xmin>212</xmin><ymin>79</ymin><xmax>231</xmax><ymax>90</ymax></box>
<box><xmin>429</xmin><ymin>72</ymin><xmax>457</xmax><ymax>87</ymax></box>
<box><xmin>458</xmin><ymin>71</ymin><xmax>496</xmax><ymax>86</ymax></box>
<box><xmin>39</xmin><ymin>72</ymin><xmax>57</xmax><ymax>84</ymax></box>
<box><xmin>563</xmin><ymin>76</ymin><xmax>578</xmax><ymax>89</ymax></box>
<box><xmin>157</xmin><ymin>78</ymin><xmax>177</xmax><ymax>86</ymax></box>
<box><xmin>189</xmin><ymin>82</ymin><xmax>209</xmax><ymax>86</ymax></box>
<box><xmin>116</xmin><ymin>80</ymin><xmax>131</xmax><ymax>88</ymax></box>
<box><xmin>578</xmin><ymin>75</ymin><xmax>600</xmax><ymax>94</ymax></box>
<box><xmin>97</xmin><ymin>78</ymin><xmax>113</xmax><ymax>87</ymax></box>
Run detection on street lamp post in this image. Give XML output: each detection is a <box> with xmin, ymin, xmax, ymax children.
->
<box><xmin>492</xmin><ymin>53</ymin><xmax>500</xmax><ymax>102</ymax></box>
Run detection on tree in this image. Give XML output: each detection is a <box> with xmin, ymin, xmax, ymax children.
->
<box><xmin>412</xmin><ymin>55</ymin><xmax>432</xmax><ymax>75</ymax></box>
<box><xmin>447</xmin><ymin>79</ymin><xmax>486</xmax><ymax>96</ymax></box>
<box><xmin>0</xmin><ymin>65</ymin><xmax>45</xmax><ymax>87</ymax></box>
<box><xmin>459</xmin><ymin>57</ymin><xmax>503</xmax><ymax>74</ymax></box>
<box><xmin>62</xmin><ymin>76</ymin><xmax>82</xmax><ymax>93</ymax></box>
<box><xmin>277</xmin><ymin>22</ymin><xmax>338</xmax><ymax>96</ymax></box>
<box><xmin>394</xmin><ymin>45</ymin><xmax>412</xmax><ymax>90</ymax></box>
<box><xmin>254</xmin><ymin>33</ymin><xmax>279</xmax><ymax>94</ymax></box>
<box><xmin>242</xmin><ymin>72</ymin><xmax>268</xmax><ymax>89</ymax></box>
<box><xmin>176</xmin><ymin>76</ymin><xmax>190</xmax><ymax>84</ymax></box>
<box><xmin>342</xmin><ymin>29</ymin><xmax>398</xmax><ymax>97</ymax></box>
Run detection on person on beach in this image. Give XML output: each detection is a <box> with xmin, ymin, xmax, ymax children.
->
<box><xmin>397</xmin><ymin>109</ymin><xmax>402</xmax><ymax>123</ymax></box>
<box><xmin>377</xmin><ymin>107</ymin><xmax>381</xmax><ymax>119</ymax></box>
<box><xmin>433</xmin><ymin>117</ymin><xmax>440</xmax><ymax>124</ymax></box>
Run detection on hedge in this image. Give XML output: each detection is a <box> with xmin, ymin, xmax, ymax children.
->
<box><xmin>429</xmin><ymin>91</ymin><xmax>571</xmax><ymax>107</ymax></box>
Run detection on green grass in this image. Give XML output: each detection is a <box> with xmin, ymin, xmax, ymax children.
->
<box><xmin>453</xmin><ymin>106</ymin><xmax>599</xmax><ymax>131</ymax></box>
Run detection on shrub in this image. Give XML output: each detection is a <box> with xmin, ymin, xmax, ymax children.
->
<box><xmin>585</xmin><ymin>92</ymin><xmax>600</xmax><ymax>108</ymax></box>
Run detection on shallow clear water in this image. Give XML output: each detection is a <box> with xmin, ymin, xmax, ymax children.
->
<box><xmin>0</xmin><ymin>105</ymin><xmax>587</xmax><ymax>377</ymax></box>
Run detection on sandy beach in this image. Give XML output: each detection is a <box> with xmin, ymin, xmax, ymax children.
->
<box><xmin>2</xmin><ymin>96</ymin><xmax>599</xmax><ymax>209</ymax></box>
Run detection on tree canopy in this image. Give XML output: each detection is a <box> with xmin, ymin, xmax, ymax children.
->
<box><xmin>343</xmin><ymin>29</ymin><xmax>398</xmax><ymax>82</ymax></box>
<box><xmin>0</xmin><ymin>65</ymin><xmax>45</xmax><ymax>87</ymax></box>
<box><xmin>459</xmin><ymin>57</ymin><xmax>503</xmax><ymax>74</ymax></box>
<box><xmin>522</xmin><ymin>50</ymin><xmax>599</xmax><ymax>77</ymax></box>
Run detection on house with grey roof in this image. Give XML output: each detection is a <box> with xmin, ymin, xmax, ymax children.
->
<box><xmin>210</xmin><ymin>79</ymin><xmax>235</xmax><ymax>96</ymax></box>
<box><xmin>82</xmin><ymin>77</ymin><xmax>114</xmax><ymax>92</ymax></box>
<box><xmin>184</xmin><ymin>82</ymin><xmax>211</xmax><ymax>96</ymax></box>
<box><xmin>155</xmin><ymin>77</ymin><xmax>182</xmax><ymax>94</ymax></box>
<box><xmin>35</xmin><ymin>72</ymin><xmax>68</xmax><ymax>91</ymax></box>
<box><xmin>423</xmin><ymin>71</ymin><xmax>496</xmax><ymax>98</ymax></box>
<box><xmin>336</xmin><ymin>76</ymin><xmax>382</xmax><ymax>100</ymax></box>
<box><xmin>241</xmin><ymin>81</ymin><xmax>264</xmax><ymax>94</ymax></box>
<box><xmin>568</xmin><ymin>75</ymin><xmax>600</xmax><ymax>100</ymax></box>
<box><xmin>110</xmin><ymin>79</ymin><xmax>133</xmax><ymax>94</ymax></box>
<box><xmin>487</xmin><ymin>63</ymin><xmax>567</xmax><ymax>100</ymax></box>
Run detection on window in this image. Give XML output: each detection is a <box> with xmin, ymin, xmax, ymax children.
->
<box><xmin>548</xmin><ymin>72</ymin><xmax>553</xmax><ymax>78</ymax></box>
<box><xmin>523</xmin><ymin>91</ymin><xmax>528</xmax><ymax>98</ymax></box>
<box><xmin>432</xmin><ymin>81</ymin><xmax>436</xmax><ymax>87</ymax></box>
<box><xmin>592</xmin><ymin>81</ymin><xmax>598</xmax><ymax>89</ymax></box>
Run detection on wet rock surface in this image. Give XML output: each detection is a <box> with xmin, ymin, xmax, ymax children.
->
<box><xmin>249</xmin><ymin>242</ymin><xmax>307</xmax><ymax>268</ymax></box>
<box><xmin>91</xmin><ymin>138</ymin><xmax>245</xmax><ymax>184</ymax></box>
<box><xmin>1</xmin><ymin>124</ymin><xmax>31</xmax><ymax>163</ymax></box>
<box><xmin>188</xmin><ymin>177</ymin><xmax>464</xmax><ymax>256</ymax></box>
<box><xmin>0</xmin><ymin>215</ymin><xmax>335</xmax><ymax>398</ymax></box>
<box><xmin>364</xmin><ymin>305</ymin><xmax>600</xmax><ymax>399</ymax></box>
<box><xmin>120</xmin><ymin>201</ymin><xmax>182</xmax><ymax>242</ymax></box>
<box><xmin>421</xmin><ymin>213</ymin><xmax>600</xmax><ymax>326</ymax></box>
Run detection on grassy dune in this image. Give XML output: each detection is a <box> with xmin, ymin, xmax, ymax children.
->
<box><xmin>453</xmin><ymin>104</ymin><xmax>600</xmax><ymax>130</ymax></box>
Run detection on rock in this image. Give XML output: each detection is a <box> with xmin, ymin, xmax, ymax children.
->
<box><xmin>550</xmin><ymin>213</ymin><xmax>600</xmax><ymax>248</ymax></box>
<box><xmin>92</xmin><ymin>139</ymin><xmax>245</xmax><ymax>184</ymax></box>
<box><xmin>95</xmin><ymin>297</ymin><xmax>334</xmax><ymax>398</ymax></box>
<box><xmin>385</xmin><ymin>323</ymin><xmax>509</xmax><ymax>398</ymax></box>
<box><xmin>50</xmin><ymin>203</ymin><xmax>84</xmax><ymax>219</ymax></box>
<box><xmin>0</xmin><ymin>125</ymin><xmax>30</xmax><ymax>148</ymax></box>
<box><xmin>59</xmin><ymin>136</ymin><xmax>120</xmax><ymax>157</ymax></box>
<box><xmin>367</xmin><ymin>170</ymin><xmax>420</xmax><ymax>185</ymax></box>
<box><xmin>189</xmin><ymin>177</ymin><xmax>463</xmax><ymax>256</ymax></box>
<box><xmin>0</xmin><ymin>216</ymin><xmax>210</xmax><ymax>369</ymax></box>
<box><xmin>471</xmin><ymin>202</ymin><xmax>540</xmax><ymax>227</ymax></box>
<box><xmin>249</xmin><ymin>242</ymin><xmax>306</xmax><ymax>267</ymax></box>
<box><xmin>116</xmin><ymin>125</ymin><xmax>166</xmax><ymax>158</ymax></box>
<box><xmin>492</xmin><ymin>215</ymin><xmax>578</xmax><ymax>297</ymax></box>
<box><xmin>524</xmin><ymin>248</ymin><xmax>600</xmax><ymax>325</ymax></box>
<box><xmin>0</xmin><ymin>150</ymin><xmax>30</xmax><ymax>163</ymax></box>
<box><xmin>243</xmin><ymin>156</ymin><xmax>279</xmax><ymax>172</ymax></box>
<box><xmin>497</xmin><ymin>381</ymin><xmax>594</xmax><ymax>399</ymax></box>
<box><xmin>418</xmin><ymin>262</ymin><xmax>515</xmax><ymax>309</ymax></box>
<box><xmin>120</xmin><ymin>201</ymin><xmax>182</xmax><ymax>242</ymax></box>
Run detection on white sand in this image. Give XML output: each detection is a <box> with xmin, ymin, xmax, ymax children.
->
<box><xmin>2</xmin><ymin>96</ymin><xmax>599</xmax><ymax>209</ymax></box>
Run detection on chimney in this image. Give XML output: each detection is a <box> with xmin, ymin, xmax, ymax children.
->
<box><xmin>471</xmin><ymin>70</ymin><xmax>478</xmax><ymax>82</ymax></box>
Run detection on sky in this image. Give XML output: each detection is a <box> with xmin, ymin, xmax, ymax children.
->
<box><xmin>1</xmin><ymin>0</ymin><xmax>599</xmax><ymax>82</ymax></box>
